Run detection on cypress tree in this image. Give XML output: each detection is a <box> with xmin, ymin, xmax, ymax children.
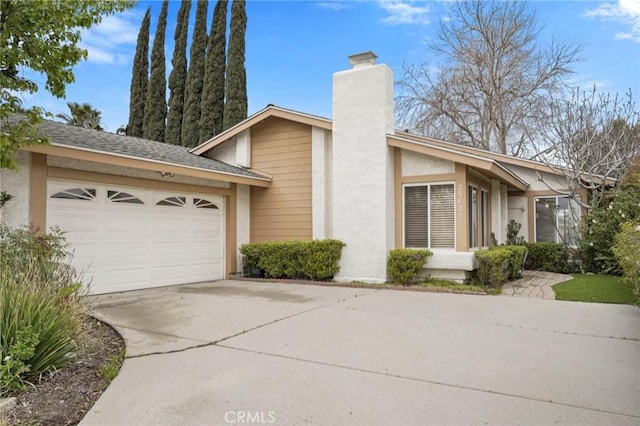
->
<box><xmin>200</xmin><ymin>0</ymin><xmax>228</xmax><ymax>143</ymax></box>
<box><xmin>143</xmin><ymin>0</ymin><xmax>168</xmax><ymax>142</ymax></box>
<box><xmin>165</xmin><ymin>0</ymin><xmax>191</xmax><ymax>145</ymax></box>
<box><xmin>223</xmin><ymin>0</ymin><xmax>247</xmax><ymax>130</ymax></box>
<box><xmin>200</xmin><ymin>0</ymin><xmax>228</xmax><ymax>142</ymax></box>
<box><xmin>127</xmin><ymin>8</ymin><xmax>150</xmax><ymax>138</ymax></box>
<box><xmin>181</xmin><ymin>0</ymin><xmax>208</xmax><ymax>147</ymax></box>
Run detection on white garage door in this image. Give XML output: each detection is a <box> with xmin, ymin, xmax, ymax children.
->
<box><xmin>47</xmin><ymin>179</ymin><xmax>224</xmax><ymax>294</ymax></box>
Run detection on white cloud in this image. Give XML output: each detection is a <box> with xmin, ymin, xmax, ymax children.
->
<box><xmin>567</xmin><ymin>76</ymin><xmax>611</xmax><ymax>92</ymax></box>
<box><xmin>584</xmin><ymin>0</ymin><xmax>640</xmax><ymax>42</ymax></box>
<box><xmin>378</xmin><ymin>1</ymin><xmax>430</xmax><ymax>25</ymax></box>
<box><xmin>80</xmin><ymin>10</ymin><xmax>143</xmax><ymax>64</ymax></box>
<box><xmin>78</xmin><ymin>44</ymin><xmax>131</xmax><ymax>65</ymax></box>
<box><xmin>316</xmin><ymin>2</ymin><xmax>348</xmax><ymax>11</ymax></box>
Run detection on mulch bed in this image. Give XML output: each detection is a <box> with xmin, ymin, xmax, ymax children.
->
<box><xmin>3</xmin><ymin>317</ymin><xmax>125</xmax><ymax>426</ymax></box>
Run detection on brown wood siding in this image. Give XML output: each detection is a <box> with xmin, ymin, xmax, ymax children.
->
<box><xmin>250</xmin><ymin>117</ymin><xmax>312</xmax><ymax>242</ymax></box>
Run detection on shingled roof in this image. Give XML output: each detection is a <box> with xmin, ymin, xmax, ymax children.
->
<box><xmin>7</xmin><ymin>115</ymin><xmax>268</xmax><ymax>180</ymax></box>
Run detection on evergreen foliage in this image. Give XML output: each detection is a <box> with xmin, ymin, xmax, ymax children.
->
<box><xmin>580</xmin><ymin>164</ymin><xmax>640</xmax><ymax>274</ymax></box>
<box><xmin>200</xmin><ymin>0</ymin><xmax>228</xmax><ymax>142</ymax></box>
<box><xmin>387</xmin><ymin>249</ymin><xmax>433</xmax><ymax>286</ymax></box>
<box><xmin>127</xmin><ymin>7</ymin><xmax>150</xmax><ymax>138</ymax></box>
<box><xmin>240</xmin><ymin>240</ymin><xmax>346</xmax><ymax>281</ymax></box>
<box><xmin>143</xmin><ymin>0</ymin><xmax>168</xmax><ymax>142</ymax></box>
<box><xmin>181</xmin><ymin>0</ymin><xmax>209</xmax><ymax>147</ymax></box>
<box><xmin>165</xmin><ymin>0</ymin><xmax>191</xmax><ymax>145</ymax></box>
<box><xmin>0</xmin><ymin>0</ymin><xmax>132</xmax><ymax>169</ymax></box>
<box><xmin>223</xmin><ymin>0</ymin><xmax>247</xmax><ymax>130</ymax></box>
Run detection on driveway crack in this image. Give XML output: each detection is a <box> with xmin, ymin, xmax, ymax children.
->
<box><xmin>125</xmin><ymin>289</ymin><xmax>381</xmax><ymax>359</ymax></box>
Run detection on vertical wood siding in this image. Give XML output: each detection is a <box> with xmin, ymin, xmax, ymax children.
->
<box><xmin>250</xmin><ymin>117</ymin><xmax>312</xmax><ymax>241</ymax></box>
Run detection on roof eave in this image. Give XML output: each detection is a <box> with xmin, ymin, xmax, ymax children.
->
<box><xmin>392</xmin><ymin>130</ymin><xmax>574</xmax><ymax>177</ymax></box>
<box><xmin>388</xmin><ymin>135</ymin><xmax>528</xmax><ymax>192</ymax></box>
<box><xmin>22</xmin><ymin>143</ymin><xmax>272</xmax><ymax>188</ymax></box>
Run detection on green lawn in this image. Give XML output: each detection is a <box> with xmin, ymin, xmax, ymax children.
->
<box><xmin>553</xmin><ymin>274</ymin><xmax>636</xmax><ymax>305</ymax></box>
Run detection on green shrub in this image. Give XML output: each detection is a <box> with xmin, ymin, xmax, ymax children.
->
<box><xmin>239</xmin><ymin>242</ymin><xmax>262</xmax><ymax>276</ymax></box>
<box><xmin>301</xmin><ymin>240</ymin><xmax>347</xmax><ymax>281</ymax></box>
<box><xmin>524</xmin><ymin>242</ymin><xmax>574</xmax><ymax>273</ymax></box>
<box><xmin>0</xmin><ymin>225</ymin><xmax>87</xmax><ymax>396</ymax></box>
<box><xmin>239</xmin><ymin>239</ymin><xmax>346</xmax><ymax>281</ymax></box>
<box><xmin>580</xmin><ymin>166</ymin><xmax>640</xmax><ymax>274</ymax></box>
<box><xmin>387</xmin><ymin>249</ymin><xmax>432</xmax><ymax>286</ymax></box>
<box><xmin>0</xmin><ymin>327</ymin><xmax>38</xmax><ymax>394</ymax></box>
<box><xmin>503</xmin><ymin>245</ymin><xmax>528</xmax><ymax>279</ymax></box>
<box><xmin>612</xmin><ymin>222</ymin><xmax>640</xmax><ymax>305</ymax></box>
<box><xmin>475</xmin><ymin>248</ymin><xmax>510</xmax><ymax>286</ymax></box>
<box><xmin>475</xmin><ymin>245</ymin><xmax>528</xmax><ymax>286</ymax></box>
<box><xmin>506</xmin><ymin>220</ymin><xmax>526</xmax><ymax>245</ymax></box>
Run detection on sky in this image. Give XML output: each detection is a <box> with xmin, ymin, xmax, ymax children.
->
<box><xmin>22</xmin><ymin>0</ymin><xmax>640</xmax><ymax>133</ymax></box>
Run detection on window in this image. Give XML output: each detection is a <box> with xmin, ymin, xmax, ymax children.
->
<box><xmin>481</xmin><ymin>190</ymin><xmax>489</xmax><ymax>247</ymax></box>
<box><xmin>535</xmin><ymin>196</ymin><xmax>581</xmax><ymax>246</ymax></box>
<box><xmin>51</xmin><ymin>188</ymin><xmax>96</xmax><ymax>201</ymax></box>
<box><xmin>108</xmin><ymin>190</ymin><xmax>144</xmax><ymax>204</ymax></box>
<box><xmin>404</xmin><ymin>183</ymin><xmax>454</xmax><ymax>249</ymax></box>
<box><xmin>469</xmin><ymin>186</ymin><xmax>490</xmax><ymax>248</ymax></box>
<box><xmin>194</xmin><ymin>198</ymin><xmax>219</xmax><ymax>209</ymax></box>
<box><xmin>468</xmin><ymin>186</ymin><xmax>478</xmax><ymax>248</ymax></box>
<box><xmin>156</xmin><ymin>196</ymin><xmax>186</xmax><ymax>207</ymax></box>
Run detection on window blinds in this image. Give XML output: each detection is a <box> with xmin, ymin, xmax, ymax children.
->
<box><xmin>430</xmin><ymin>184</ymin><xmax>455</xmax><ymax>248</ymax></box>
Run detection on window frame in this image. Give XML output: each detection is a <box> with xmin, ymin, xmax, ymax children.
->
<box><xmin>534</xmin><ymin>195</ymin><xmax>582</xmax><ymax>246</ymax></box>
<box><xmin>402</xmin><ymin>181</ymin><xmax>456</xmax><ymax>251</ymax></box>
<box><xmin>468</xmin><ymin>186</ymin><xmax>478</xmax><ymax>249</ymax></box>
<box><xmin>468</xmin><ymin>185</ymin><xmax>491</xmax><ymax>249</ymax></box>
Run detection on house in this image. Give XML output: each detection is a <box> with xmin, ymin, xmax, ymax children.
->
<box><xmin>0</xmin><ymin>52</ymin><xmax>585</xmax><ymax>294</ymax></box>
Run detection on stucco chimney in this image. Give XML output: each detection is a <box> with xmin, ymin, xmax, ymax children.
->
<box><xmin>331</xmin><ymin>52</ymin><xmax>395</xmax><ymax>282</ymax></box>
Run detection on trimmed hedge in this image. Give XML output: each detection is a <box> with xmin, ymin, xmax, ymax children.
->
<box><xmin>239</xmin><ymin>239</ymin><xmax>345</xmax><ymax>281</ymax></box>
<box><xmin>475</xmin><ymin>245</ymin><xmax>528</xmax><ymax>286</ymax></box>
<box><xmin>387</xmin><ymin>249</ymin><xmax>432</xmax><ymax>285</ymax></box>
<box><xmin>524</xmin><ymin>242</ymin><xmax>573</xmax><ymax>273</ymax></box>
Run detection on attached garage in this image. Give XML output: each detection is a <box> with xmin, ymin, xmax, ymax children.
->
<box><xmin>2</xmin><ymin>117</ymin><xmax>273</xmax><ymax>294</ymax></box>
<box><xmin>47</xmin><ymin>179</ymin><xmax>225</xmax><ymax>294</ymax></box>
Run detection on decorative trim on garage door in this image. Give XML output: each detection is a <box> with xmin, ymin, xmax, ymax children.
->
<box><xmin>51</xmin><ymin>188</ymin><xmax>97</xmax><ymax>201</ymax></box>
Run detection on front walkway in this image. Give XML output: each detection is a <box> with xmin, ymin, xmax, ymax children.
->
<box><xmin>502</xmin><ymin>270</ymin><xmax>573</xmax><ymax>300</ymax></box>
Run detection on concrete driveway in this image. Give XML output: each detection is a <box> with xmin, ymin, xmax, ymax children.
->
<box><xmin>82</xmin><ymin>280</ymin><xmax>639</xmax><ymax>426</ymax></box>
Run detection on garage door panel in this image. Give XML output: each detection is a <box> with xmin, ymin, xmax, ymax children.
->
<box><xmin>190</xmin><ymin>240</ymin><xmax>221</xmax><ymax>253</ymax></box>
<box><xmin>47</xmin><ymin>180</ymin><xmax>225</xmax><ymax>294</ymax></box>
<box><xmin>151</xmin><ymin>241</ymin><xmax>188</xmax><ymax>255</ymax></box>
<box><xmin>103</xmin><ymin>215</ymin><xmax>149</xmax><ymax>232</ymax></box>
<box><xmin>95</xmin><ymin>270</ymin><xmax>151</xmax><ymax>290</ymax></box>
<box><xmin>101</xmin><ymin>241</ymin><xmax>149</xmax><ymax>257</ymax></box>
<box><xmin>50</xmin><ymin>214</ymin><xmax>96</xmax><ymax>233</ymax></box>
<box><xmin>150</xmin><ymin>265</ymin><xmax>190</xmax><ymax>282</ymax></box>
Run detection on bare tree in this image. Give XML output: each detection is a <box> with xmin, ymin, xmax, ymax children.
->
<box><xmin>533</xmin><ymin>87</ymin><xmax>640</xmax><ymax>207</ymax></box>
<box><xmin>396</xmin><ymin>0</ymin><xmax>580</xmax><ymax>156</ymax></box>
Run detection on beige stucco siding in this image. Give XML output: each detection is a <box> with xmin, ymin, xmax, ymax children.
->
<box><xmin>508</xmin><ymin>164</ymin><xmax>570</xmax><ymax>192</ymax></box>
<box><xmin>401</xmin><ymin>150</ymin><xmax>455</xmax><ymax>177</ymax></box>
<box><xmin>250</xmin><ymin>117</ymin><xmax>312</xmax><ymax>241</ymax></box>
